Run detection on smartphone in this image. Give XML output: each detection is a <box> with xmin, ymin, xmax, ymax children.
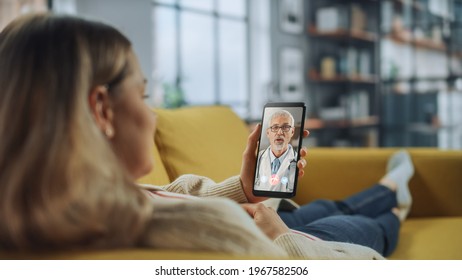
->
<box><xmin>253</xmin><ymin>102</ymin><xmax>306</xmax><ymax>198</ymax></box>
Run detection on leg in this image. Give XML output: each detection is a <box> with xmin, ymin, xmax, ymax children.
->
<box><xmin>278</xmin><ymin>184</ymin><xmax>397</xmax><ymax>228</ymax></box>
<box><xmin>340</xmin><ymin>184</ymin><xmax>398</xmax><ymax>218</ymax></box>
<box><xmin>381</xmin><ymin>150</ymin><xmax>414</xmax><ymax>221</ymax></box>
<box><xmin>340</xmin><ymin>150</ymin><xmax>414</xmax><ymax>219</ymax></box>
<box><xmin>278</xmin><ymin>150</ymin><xmax>413</xmax><ymax>256</ymax></box>
<box><xmin>374</xmin><ymin>212</ymin><xmax>401</xmax><ymax>256</ymax></box>
<box><xmin>291</xmin><ymin>212</ymin><xmax>400</xmax><ymax>257</ymax></box>
<box><xmin>278</xmin><ymin>199</ymin><xmax>343</xmax><ymax>228</ymax></box>
<box><xmin>281</xmin><ymin>149</ymin><xmax>414</xmax><ymax>226</ymax></box>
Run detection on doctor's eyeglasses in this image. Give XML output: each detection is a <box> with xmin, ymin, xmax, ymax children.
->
<box><xmin>269</xmin><ymin>125</ymin><xmax>293</xmax><ymax>132</ymax></box>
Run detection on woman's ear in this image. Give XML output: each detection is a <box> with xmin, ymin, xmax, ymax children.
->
<box><xmin>88</xmin><ymin>85</ymin><xmax>115</xmax><ymax>138</ymax></box>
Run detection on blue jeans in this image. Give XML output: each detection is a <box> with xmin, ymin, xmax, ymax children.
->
<box><xmin>278</xmin><ymin>184</ymin><xmax>400</xmax><ymax>257</ymax></box>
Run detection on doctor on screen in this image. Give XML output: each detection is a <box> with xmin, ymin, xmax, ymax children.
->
<box><xmin>255</xmin><ymin>110</ymin><xmax>297</xmax><ymax>192</ymax></box>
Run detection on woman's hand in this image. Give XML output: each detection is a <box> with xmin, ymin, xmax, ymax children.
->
<box><xmin>240</xmin><ymin>124</ymin><xmax>309</xmax><ymax>203</ymax></box>
<box><xmin>241</xmin><ymin>203</ymin><xmax>290</xmax><ymax>240</ymax></box>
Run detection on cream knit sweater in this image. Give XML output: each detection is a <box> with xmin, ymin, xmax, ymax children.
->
<box><xmin>139</xmin><ymin>175</ymin><xmax>385</xmax><ymax>260</ymax></box>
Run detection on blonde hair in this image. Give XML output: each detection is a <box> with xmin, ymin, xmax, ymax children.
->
<box><xmin>0</xmin><ymin>14</ymin><xmax>152</xmax><ymax>250</ymax></box>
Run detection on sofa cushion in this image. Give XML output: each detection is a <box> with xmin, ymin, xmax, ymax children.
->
<box><xmin>389</xmin><ymin>217</ymin><xmax>462</xmax><ymax>260</ymax></box>
<box><xmin>153</xmin><ymin>106</ymin><xmax>249</xmax><ymax>182</ymax></box>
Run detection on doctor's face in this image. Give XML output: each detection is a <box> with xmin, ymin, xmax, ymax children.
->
<box><xmin>266</xmin><ymin>115</ymin><xmax>295</xmax><ymax>156</ymax></box>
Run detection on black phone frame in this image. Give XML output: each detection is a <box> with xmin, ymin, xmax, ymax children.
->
<box><xmin>252</xmin><ymin>102</ymin><xmax>306</xmax><ymax>198</ymax></box>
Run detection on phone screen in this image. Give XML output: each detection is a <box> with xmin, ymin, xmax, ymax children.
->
<box><xmin>253</xmin><ymin>102</ymin><xmax>306</xmax><ymax>198</ymax></box>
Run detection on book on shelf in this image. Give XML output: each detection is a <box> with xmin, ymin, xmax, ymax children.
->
<box><xmin>350</xmin><ymin>4</ymin><xmax>366</xmax><ymax>32</ymax></box>
<box><xmin>346</xmin><ymin>48</ymin><xmax>358</xmax><ymax>76</ymax></box>
<box><xmin>359</xmin><ymin>49</ymin><xmax>371</xmax><ymax>77</ymax></box>
<box><xmin>338</xmin><ymin>48</ymin><xmax>348</xmax><ymax>76</ymax></box>
<box><xmin>319</xmin><ymin>107</ymin><xmax>347</xmax><ymax>121</ymax></box>
<box><xmin>319</xmin><ymin>90</ymin><xmax>370</xmax><ymax>122</ymax></box>
<box><xmin>346</xmin><ymin>48</ymin><xmax>372</xmax><ymax>78</ymax></box>
<box><xmin>381</xmin><ymin>1</ymin><xmax>393</xmax><ymax>34</ymax></box>
<box><xmin>316</xmin><ymin>5</ymin><xmax>348</xmax><ymax>32</ymax></box>
<box><xmin>318</xmin><ymin>47</ymin><xmax>373</xmax><ymax>79</ymax></box>
<box><xmin>316</xmin><ymin>3</ymin><xmax>367</xmax><ymax>33</ymax></box>
<box><xmin>340</xmin><ymin>90</ymin><xmax>370</xmax><ymax>120</ymax></box>
<box><xmin>320</xmin><ymin>56</ymin><xmax>336</xmax><ymax>79</ymax></box>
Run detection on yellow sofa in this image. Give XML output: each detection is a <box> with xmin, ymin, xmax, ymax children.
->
<box><xmin>3</xmin><ymin>106</ymin><xmax>462</xmax><ymax>259</ymax></box>
<box><xmin>143</xmin><ymin>106</ymin><xmax>462</xmax><ymax>260</ymax></box>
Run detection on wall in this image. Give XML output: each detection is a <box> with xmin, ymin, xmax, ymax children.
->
<box><xmin>248</xmin><ymin>0</ymin><xmax>272</xmax><ymax>119</ymax></box>
<box><xmin>269</xmin><ymin>0</ymin><xmax>306</xmax><ymax>103</ymax></box>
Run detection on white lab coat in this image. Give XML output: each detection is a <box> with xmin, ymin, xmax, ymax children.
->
<box><xmin>254</xmin><ymin>145</ymin><xmax>297</xmax><ymax>192</ymax></box>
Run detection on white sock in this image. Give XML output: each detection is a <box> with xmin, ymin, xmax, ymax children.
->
<box><xmin>385</xmin><ymin>150</ymin><xmax>414</xmax><ymax>221</ymax></box>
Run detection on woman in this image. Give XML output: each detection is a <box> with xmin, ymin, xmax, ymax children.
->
<box><xmin>0</xmin><ymin>13</ymin><xmax>304</xmax><ymax>256</ymax></box>
<box><xmin>0</xmin><ymin>14</ymin><xmax>411</xmax><ymax>259</ymax></box>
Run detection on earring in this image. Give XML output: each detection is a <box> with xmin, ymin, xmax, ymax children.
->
<box><xmin>105</xmin><ymin>127</ymin><xmax>114</xmax><ymax>138</ymax></box>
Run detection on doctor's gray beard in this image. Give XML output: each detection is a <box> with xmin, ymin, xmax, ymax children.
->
<box><xmin>274</xmin><ymin>143</ymin><xmax>284</xmax><ymax>151</ymax></box>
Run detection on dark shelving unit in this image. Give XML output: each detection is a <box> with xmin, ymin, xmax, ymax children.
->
<box><xmin>379</xmin><ymin>0</ymin><xmax>462</xmax><ymax>148</ymax></box>
<box><xmin>306</xmin><ymin>0</ymin><xmax>381</xmax><ymax>147</ymax></box>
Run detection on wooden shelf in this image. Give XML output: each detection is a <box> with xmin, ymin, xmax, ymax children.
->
<box><xmin>451</xmin><ymin>52</ymin><xmax>462</xmax><ymax>59</ymax></box>
<box><xmin>408</xmin><ymin>122</ymin><xmax>443</xmax><ymax>134</ymax></box>
<box><xmin>392</xmin><ymin>0</ymin><xmax>424</xmax><ymax>11</ymax></box>
<box><xmin>385</xmin><ymin>34</ymin><xmax>447</xmax><ymax>52</ymax></box>
<box><xmin>414</xmin><ymin>38</ymin><xmax>447</xmax><ymax>52</ymax></box>
<box><xmin>308</xmin><ymin>71</ymin><xmax>378</xmax><ymax>84</ymax></box>
<box><xmin>306</xmin><ymin>116</ymin><xmax>379</xmax><ymax>130</ymax></box>
<box><xmin>383</xmin><ymin>76</ymin><xmax>451</xmax><ymax>83</ymax></box>
<box><xmin>385</xmin><ymin>34</ymin><xmax>412</xmax><ymax>45</ymax></box>
<box><xmin>308</xmin><ymin>26</ymin><xmax>377</xmax><ymax>43</ymax></box>
<box><xmin>304</xmin><ymin>118</ymin><xmax>324</xmax><ymax>130</ymax></box>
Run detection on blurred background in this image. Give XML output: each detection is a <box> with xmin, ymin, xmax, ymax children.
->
<box><xmin>1</xmin><ymin>0</ymin><xmax>461</xmax><ymax>149</ymax></box>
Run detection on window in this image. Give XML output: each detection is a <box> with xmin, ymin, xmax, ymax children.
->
<box><xmin>153</xmin><ymin>0</ymin><xmax>249</xmax><ymax>118</ymax></box>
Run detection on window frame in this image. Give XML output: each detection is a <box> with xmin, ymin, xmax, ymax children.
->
<box><xmin>153</xmin><ymin>0</ymin><xmax>251</xmax><ymax>117</ymax></box>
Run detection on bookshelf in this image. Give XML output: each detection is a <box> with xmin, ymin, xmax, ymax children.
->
<box><xmin>306</xmin><ymin>0</ymin><xmax>381</xmax><ymax>147</ymax></box>
<box><xmin>380</xmin><ymin>0</ymin><xmax>462</xmax><ymax>149</ymax></box>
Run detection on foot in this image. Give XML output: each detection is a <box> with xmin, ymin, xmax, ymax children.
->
<box><xmin>384</xmin><ymin>150</ymin><xmax>414</xmax><ymax>221</ymax></box>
